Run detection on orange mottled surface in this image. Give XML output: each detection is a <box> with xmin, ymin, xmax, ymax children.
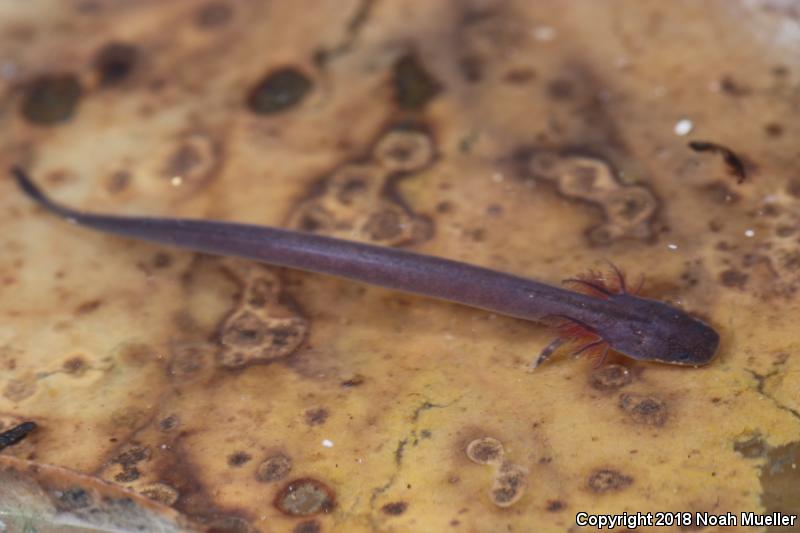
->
<box><xmin>1</xmin><ymin>1</ymin><xmax>800</xmax><ymax>532</ymax></box>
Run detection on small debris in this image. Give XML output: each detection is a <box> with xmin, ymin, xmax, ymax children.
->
<box><xmin>0</xmin><ymin>421</ymin><xmax>37</xmax><ymax>451</ymax></box>
<box><xmin>688</xmin><ymin>140</ymin><xmax>747</xmax><ymax>184</ymax></box>
<box><xmin>673</xmin><ymin>118</ymin><xmax>694</xmax><ymax>136</ymax></box>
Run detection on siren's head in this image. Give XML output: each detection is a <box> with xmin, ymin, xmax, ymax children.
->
<box><xmin>601</xmin><ymin>293</ymin><xmax>720</xmax><ymax>366</ymax></box>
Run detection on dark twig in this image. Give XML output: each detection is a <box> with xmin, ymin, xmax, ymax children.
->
<box><xmin>0</xmin><ymin>421</ymin><xmax>37</xmax><ymax>451</ymax></box>
<box><xmin>688</xmin><ymin>141</ymin><xmax>747</xmax><ymax>184</ymax></box>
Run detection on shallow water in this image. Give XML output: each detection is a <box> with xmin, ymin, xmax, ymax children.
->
<box><xmin>1</xmin><ymin>1</ymin><xmax>799</xmax><ymax>531</ymax></box>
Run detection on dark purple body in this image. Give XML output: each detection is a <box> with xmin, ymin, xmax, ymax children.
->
<box><xmin>12</xmin><ymin>167</ymin><xmax>720</xmax><ymax>366</ymax></box>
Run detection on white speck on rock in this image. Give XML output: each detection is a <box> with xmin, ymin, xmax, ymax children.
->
<box><xmin>532</xmin><ymin>26</ymin><xmax>556</xmax><ymax>41</ymax></box>
<box><xmin>674</xmin><ymin>119</ymin><xmax>694</xmax><ymax>136</ymax></box>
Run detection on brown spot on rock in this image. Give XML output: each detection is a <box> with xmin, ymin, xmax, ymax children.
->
<box><xmin>162</xmin><ymin>132</ymin><xmax>220</xmax><ymax>191</ymax></box>
<box><xmin>486</xmin><ymin>204</ymin><xmax>503</xmax><ymax>216</ymax></box>
<box><xmin>362</xmin><ymin>208</ymin><xmax>404</xmax><ymax>241</ymax></box>
<box><xmin>21</xmin><ymin>73</ymin><xmax>83</xmax><ymax>125</ymax></box>
<box><xmin>490</xmin><ymin>462</ymin><xmax>527</xmax><ymax>507</ymax></box>
<box><xmin>159</xmin><ymin>415</ymin><xmax>179</xmax><ymax>432</ymax></box>
<box><xmin>168</xmin><ymin>341</ymin><xmax>213</xmax><ymax>380</ymax></box>
<box><xmin>521</xmin><ymin>150</ymin><xmax>659</xmax><ymax>243</ymax></box>
<box><xmin>734</xmin><ymin>433</ymin><xmax>767</xmax><ymax>458</ymax></box>
<box><xmin>764</xmin><ymin>123</ymin><xmax>783</xmax><ymax>138</ymax></box>
<box><xmin>760</xmin><ymin>441</ymin><xmax>800</xmax><ymax>520</ymax></box>
<box><xmin>381</xmin><ymin>501</ymin><xmax>408</xmax><ymax>515</ymax></box>
<box><xmin>62</xmin><ymin>356</ymin><xmax>87</xmax><ymax>375</ymax></box>
<box><xmin>560</xmin><ymin>157</ymin><xmax>619</xmax><ymax>196</ymax></box>
<box><xmin>227</xmin><ymin>451</ymin><xmax>252</xmax><ymax>467</ymax></box>
<box><xmin>114</xmin><ymin>341</ymin><xmax>157</xmax><ymax>367</ymax></box>
<box><xmin>458</xmin><ymin>54</ymin><xmax>482</xmax><ymax>82</ymax></box>
<box><xmin>294</xmin><ymin>520</ymin><xmax>321</xmax><ymax>533</ymax></box>
<box><xmin>113</xmin><ymin>470</ymin><xmax>140</xmax><ymax>483</ymax></box>
<box><xmin>587</xmin><ymin>468</ymin><xmax>633</xmax><ymax>493</ymax></box>
<box><xmin>504</xmin><ymin>68</ymin><xmax>536</xmax><ymax>84</ymax></box>
<box><xmin>256</xmin><ymin>453</ymin><xmax>292</xmax><ymax>483</ymax></box>
<box><xmin>94</xmin><ymin>42</ymin><xmax>138</xmax><ymax>85</ymax></box>
<box><xmin>245</xmin><ymin>278</ymin><xmax>277</xmax><ymax>308</ymax></box>
<box><xmin>392</xmin><ymin>52</ymin><xmax>442</xmax><ymax>110</ymax></box>
<box><xmin>305</xmin><ymin>407</ymin><xmax>329</xmax><ymax>426</ymax></box>
<box><xmin>341</xmin><ymin>374</ymin><xmax>365</xmax><ymax>387</ymax></box>
<box><xmin>114</xmin><ymin>444</ymin><xmax>151</xmax><ymax>468</ymax></box>
<box><xmin>167</xmin><ymin>144</ymin><xmax>200</xmax><ymax>177</ymax></box>
<box><xmin>772</xmin><ymin>65</ymin><xmax>789</xmax><ymax>77</ymax></box>
<box><xmin>334</xmin><ymin>177</ymin><xmax>368</xmax><ymax>205</ymax></box>
<box><xmin>247</xmin><ymin>67</ymin><xmax>312</xmax><ymax>114</ymax></box>
<box><xmin>466</xmin><ymin>437</ymin><xmax>504</xmax><ymax>465</ymax></box>
<box><xmin>786</xmin><ymin>179</ymin><xmax>800</xmax><ymax>199</ymax></box>
<box><xmin>718</xmin><ymin>75</ymin><xmax>750</xmax><ymax>97</ymax></box>
<box><xmin>719</xmin><ymin>269</ymin><xmax>748</xmax><ymax>289</ymax></box>
<box><xmin>468</xmin><ymin>228</ymin><xmax>486</xmax><ymax>241</ymax></box>
<box><xmin>216</xmin><ymin>268</ymin><xmax>308</xmax><ymax>367</ymax></box>
<box><xmin>153</xmin><ymin>252</ymin><xmax>172</xmax><ymax>268</ymax></box>
<box><xmin>109</xmin><ymin>406</ymin><xmax>147</xmax><ymax>430</ymax></box>
<box><xmin>547</xmin><ymin>78</ymin><xmax>574</xmax><ymax>100</ymax></box>
<box><xmin>218</xmin><ymin>309</ymin><xmax>307</xmax><ymax>368</ymax></box>
<box><xmin>139</xmin><ymin>482</ymin><xmax>179</xmax><ymax>506</ymax></box>
<box><xmin>222</xmin><ymin>311</ymin><xmax>269</xmax><ymax>346</ymax></box>
<box><xmin>702</xmin><ymin>182</ymin><xmax>740</xmax><ymax>205</ymax></box>
<box><xmin>782</xmin><ymin>251</ymin><xmax>800</xmax><ymax>272</ymax></box>
<box><xmin>274</xmin><ymin>478</ymin><xmax>336</xmax><ymax>516</ymax></box>
<box><xmin>526</xmin><ymin>150</ymin><xmax>563</xmax><ymax>180</ymax></box>
<box><xmin>74</xmin><ymin>299</ymin><xmax>102</xmax><ymax>315</ymax></box>
<box><xmin>618</xmin><ymin>393</ymin><xmax>667</xmax><ymax>426</ymax></box>
<box><xmin>546</xmin><ymin>499</ymin><xmax>565</xmax><ymax>511</ymax></box>
<box><xmin>107</xmin><ymin>170</ymin><xmax>131</xmax><ymax>193</ymax></box>
<box><xmin>373</xmin><ymin>127</ymin><xmax>435</xmax><ymax>172</ymax></box>
<box><xmin>436</xmin><ymin>201</ymin><xmax>453</xmax><ymax>214</ymax></box>
<box><xmin>562</xmin><ymin>161</ymin><xmax>604</xmax><ymax>195</ymax></box>
<box><xmin>586</xmin><ymin>225</ymin><xmax>615</xmax><ymax>247</ymax></box>
<box><xmin>55</xmin><ymin>487</ymin><xmax>92</xmax><ymax>510</ymax></box>
<box><xmin>605</xmin><ymin>187</ymin><xmax>657</xmax><ymax>225</ymax></box>
<box><xmin>287</xmin><ymin>131</ymin><xmax>434</xmax><ymax>247</ymax></box>
<box><xmin>3</xmin><ymin>378</ymin><xmax>36</xmax><ymax>402</ymax></box>
<box><xmin>195</xmin><ymin>2</ymin><xmax>233</xmax><ymax>28</ymax></box>
<box><xmin>590</xmin><ymin>364</ymin><xmax>632</xmax><ymax>391</ymax></box>
<box><xmin>112</xmin><ymin>443</ymin><xmax>151</xmax><ymax>483</ymax></box>
<box><xmin>323</xmin><ymin>164</ymin><xmax>378</xmax><ymax>208</ymax></box>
